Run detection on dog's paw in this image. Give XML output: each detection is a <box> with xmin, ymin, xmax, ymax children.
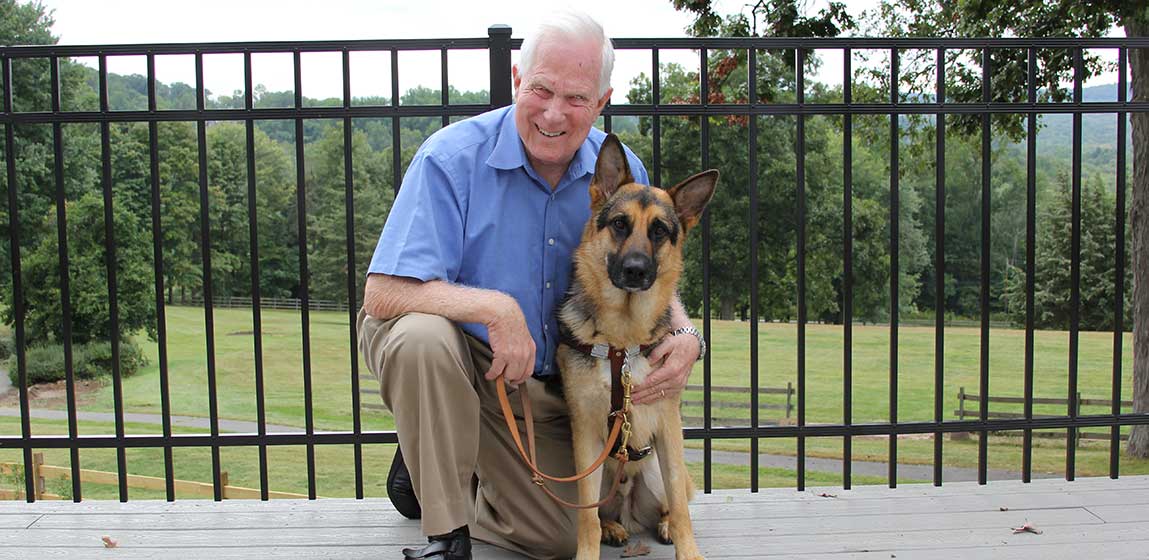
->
<box><xmin>656</xmin><ymin>517</ymin><xmax>673</xmax><ymax>545</ymax></box>
<box><xmin>600</xmin><ymin>520</ymin><xmax>629</xmax><ymax>547</ymax></box>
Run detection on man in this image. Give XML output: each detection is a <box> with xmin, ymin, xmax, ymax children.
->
<box><xmin>358</xmin><ymin>11</ymin><xmax>705</xmax><ymax>560</ymax></box>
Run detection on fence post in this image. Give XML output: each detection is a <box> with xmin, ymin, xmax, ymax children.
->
<box><xmin>786</xmin><ymin>381</ymin><xmax>793</xmax><ymax>421</ymax></box>
<box><xmin>1075</xmin><ymin>391</ymin><xmax>1083</xmax><ymax>448</ymax></box>
<box><xmin>32</xmin><ymin>452</ymin><xmax>44</xmax><ymax>500</ymax></box>
<box><xmin>488</xmin><ymin>25</ymin><xmax>513</xmax><ymax>107</ymax></box>
<box><xmin>220</xmin><ymin>471</ymin><xmax>229</xmax><ymax>499</ymax></box>
<box><xmin>952</xmin><ymin>387</ymin><xmax>970</xmax><ymax>441</ymax></box>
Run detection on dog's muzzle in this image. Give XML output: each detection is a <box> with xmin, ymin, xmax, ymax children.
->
<box><xmin>609</xmin><ymin>252</ymin><xmax>657</xmax><ymax>292</ymax></box>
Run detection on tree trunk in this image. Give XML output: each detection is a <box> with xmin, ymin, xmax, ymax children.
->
<box><xmin>1124</xmin><ymin>14</ymin><xmax>1149</xmax><ymax>457</ymax></box>
<box><xmin>719</xmin><ymin>296</ymin><xmax>735</xmax><ymax>321</ymax></box>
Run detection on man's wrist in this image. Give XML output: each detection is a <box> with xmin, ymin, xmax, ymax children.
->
<box><xmin>669</xmin><ymin>325</ymin><xmax>706</xmax><ymax>361</ymax></box>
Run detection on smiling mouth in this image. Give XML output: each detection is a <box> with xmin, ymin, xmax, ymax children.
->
<box><xmin>535</xmin><ymin>124</ymin><xmax>565</xmax><ymax>138</ymax></box>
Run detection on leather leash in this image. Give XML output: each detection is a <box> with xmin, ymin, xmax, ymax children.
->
<box><xmin>495</xmin><ymin>343</ymin><xmax>651</xmax><ymax>510</ymax></box>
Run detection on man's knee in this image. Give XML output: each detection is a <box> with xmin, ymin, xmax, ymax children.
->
<box><xmin>360</xmin><ymin>312</ymin><xmax>463</xmax><ymax>373</ymax></box>
<box><xmin>379</xmin><ymin>313</ymin><xmax>461</xmax><ymax>359</ymax></box>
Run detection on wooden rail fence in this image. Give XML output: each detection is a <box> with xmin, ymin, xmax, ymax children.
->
<box><xmin>953</xmin><ymin>387</ymin><xmax>1132</xmax><ymax>442</ymax></box>
<box><xmin>0</xmin><ymin>453</ymin><xmax>312</xmax><ymax>500</ymax></box>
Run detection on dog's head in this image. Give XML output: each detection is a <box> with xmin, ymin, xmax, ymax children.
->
<box><xmin>581</xmin><ymin>134</ymin><xmax>718</xmax><ymax>295</ymax></box>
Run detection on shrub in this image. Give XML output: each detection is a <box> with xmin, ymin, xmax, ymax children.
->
<box><xmin>9</xmin><ymin>343</ymin><xmax>68</xmax><ymax>385</ymax></box>
<box><xmin>6</xmin><ymin>339</ymin><xmax>148</xmax><ymax>386</ymax></box>
<box><xmin>80</xmin><ymin>340</ymin><xmax>148</xmax><ymax>378</ymax></box>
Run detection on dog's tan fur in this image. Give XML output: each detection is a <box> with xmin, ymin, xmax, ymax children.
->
<box><xmin>557</xmin><ymin>134</ymin><xmax>717</xmax><ymax>560</ymax></box>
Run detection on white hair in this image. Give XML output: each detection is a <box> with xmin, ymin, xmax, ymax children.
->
<box><xmin>518</xmin><ymin>11</ymin><xmax>615</xmax><ymax>98</ymax></box>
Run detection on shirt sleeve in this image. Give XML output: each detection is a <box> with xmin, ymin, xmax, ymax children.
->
<box><xmin>367</xmin><ymin>148</ymin><xmax>464</xmax><ymax>283</ymax></box>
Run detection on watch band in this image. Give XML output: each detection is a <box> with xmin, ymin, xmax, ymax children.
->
<box><xmin>669</xmin><ymin>326</ymin><xmax>706</xmax><ymax>361</ymax></box>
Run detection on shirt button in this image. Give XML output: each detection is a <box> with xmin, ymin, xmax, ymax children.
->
<box><xmin>546</xmin><ymin>281</ymin><xmax>552</xmax><ymax>289</ymax></box>
<box><xmin>548</xmin><ymin>238</ymin><xmax>555</xmax><ymax>246</ymax></box>
<box><xmin>543</xmin><ymin>324</ymin><xmax>549</xmax><ymax>331</ymax></box>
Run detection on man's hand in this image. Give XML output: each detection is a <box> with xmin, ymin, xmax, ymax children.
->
<box><xmin>630</xmin><ymin>331</ymin><xmax>699</xmax><ymax>405</ymax></box>
<box><xmin>484</xmin><ymin>294</ymin><xmax>536</xmax><ymax>387</ymax></box>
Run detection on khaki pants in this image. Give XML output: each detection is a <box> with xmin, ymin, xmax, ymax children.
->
<box><xmin>357</xmin><ymin>310</ymin><xmax>578</xmax><ymax>560</ymax></box>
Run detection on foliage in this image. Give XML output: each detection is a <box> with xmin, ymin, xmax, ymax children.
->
<box><xmin>653</xmin><ymin>3</ymin><xmax>923</xmax><ymax>322</ymax></box>
<box><xmin>865</xmin><ymin>0</ymin><xmax>1136</xmax><ymax>139</ymax></box>
<box><xmin>1002</xmin><ymin>174</ymin><xmax>1133</xmax><ymax>330</ymax></box>
<box><xmin>10</xmin><ymin>190</ymin><xmax>156</xmax><ymax>344</ymax></box>
<box><xmin>6</xmin><ymin>338</ymin><xmax>147</xmax><ymax>385</ymax></box>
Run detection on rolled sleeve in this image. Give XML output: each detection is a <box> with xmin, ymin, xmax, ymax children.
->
<box><xmin>368</xmin><ymin>149</ymin><xmax>464</xmax><ymax>283</ymax></box>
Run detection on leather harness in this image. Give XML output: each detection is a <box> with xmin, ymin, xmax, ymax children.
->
<box><xmin>495</xmin><ymin>341</ymin><xmax>654</xmax><ymax>510</ymax></box>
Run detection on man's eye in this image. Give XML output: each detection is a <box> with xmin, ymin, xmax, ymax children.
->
<box><xmin>532</xmin><ymin>86</ymin><xmax>553</xmax><ymax>98</ymax></box>
<box><xmin>569</xmin><ymin>95</ymin><xmax>589</xmax><ymax>107</ymax></box>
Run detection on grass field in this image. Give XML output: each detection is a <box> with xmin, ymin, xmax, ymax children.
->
<box><xmin>2</xmin><ymin>305</ymin><xmax>1144</xmax><ymax>498</ymax></box>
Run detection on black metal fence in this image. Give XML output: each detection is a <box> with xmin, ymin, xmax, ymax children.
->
<box><xmin>1</xmin><ymin>26</ymin><xmax>1147</xmax><ymax>503</ymax></box>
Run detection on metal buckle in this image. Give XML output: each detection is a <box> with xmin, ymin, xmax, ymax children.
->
<box><xmin>591</xmin><ymin>343</ymin><xmax>610</xmax><ymax>360</ymax></box>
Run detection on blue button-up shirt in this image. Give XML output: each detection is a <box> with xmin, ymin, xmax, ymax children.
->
<box><xmin>368</xmin><ymin>105</ymin><xmax>649</xmax><ymax>377</ymax></box>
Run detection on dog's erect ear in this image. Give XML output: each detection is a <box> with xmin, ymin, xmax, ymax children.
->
<box><xmin>666</xmin><ymin>169</ymin><xmax>719</xmax><ymax>233</ymax></box>
<box><xmin>590</xmin><ymin>134</ymin><xmax>633</xmax><ymax>208</ymax></box>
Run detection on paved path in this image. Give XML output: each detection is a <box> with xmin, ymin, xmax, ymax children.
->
<box><xmin>0</xmin><ymin>407</ymin><xmax>1049</xmax><ymax>483</ymax></box>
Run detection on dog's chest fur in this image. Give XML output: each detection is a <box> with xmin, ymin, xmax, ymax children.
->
<box><xmin>558</xmin><ymin>348</ymin><xmax>666</xmax><ymax>450</ymax></box>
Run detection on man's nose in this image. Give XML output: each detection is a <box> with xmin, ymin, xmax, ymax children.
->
<box><xmin>542</xmin><ymin>96</ymin><xmax>564</xmax><ymax>121</ymax></box>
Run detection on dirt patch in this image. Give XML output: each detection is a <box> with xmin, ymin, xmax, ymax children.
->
<box><xmin>0</xmin><ymin>378</ymin><xmax>106</xmax><ymax>409</ymax></box>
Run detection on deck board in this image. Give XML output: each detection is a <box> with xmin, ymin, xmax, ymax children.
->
<box><xmin>1</xmin><ymin>476</ymin><xmax>1147</xmax><ymax>559</ymax></box>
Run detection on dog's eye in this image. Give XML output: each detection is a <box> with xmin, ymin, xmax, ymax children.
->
<box><xmin>650</xmin><ymin>222</ymin><xmax>668</xmax><ymax>240</ymax></box>
<box><xmin>611</xmin><ymin>217</ymin><xmax>628</xmax><ymax>234</ymax></box>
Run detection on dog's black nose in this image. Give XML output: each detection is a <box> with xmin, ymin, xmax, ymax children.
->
<box><xmin>620</xmin><ymin>253</ymin><xmax>653</xmax><ymax>289</ymax></box>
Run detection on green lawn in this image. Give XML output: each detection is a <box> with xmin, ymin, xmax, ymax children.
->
<box><xmin>4</xmin><ymin>305</ymin><xmax>1145</xmax><ymax>497</ymax></box>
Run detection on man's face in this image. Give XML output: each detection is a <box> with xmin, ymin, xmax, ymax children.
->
<box><xmin>513</xmin><ymin>38</ymin><xmax>611</xmax><ymax>182</ymax></box>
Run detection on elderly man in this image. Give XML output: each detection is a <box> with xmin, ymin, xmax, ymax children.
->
<box><xmin>358</xmin><ymin>11</ymin><xmax>704</xmax><ymax>560</ymax></box>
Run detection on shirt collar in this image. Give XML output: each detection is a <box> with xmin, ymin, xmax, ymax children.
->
<box><xmin>485</xmin><ymin>105</ymin><xmax>598</xmax><ymax>182</ymax></box>
<box><xmin>486</xmin><ymin>105</ymin><xmax>527</xmax><ymax>171</ymax></box>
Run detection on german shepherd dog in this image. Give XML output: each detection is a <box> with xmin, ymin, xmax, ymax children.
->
<box><xmin>557</xmin><ymin>134</ymin><xmax>718</xmax><ymax>560</ymax></box>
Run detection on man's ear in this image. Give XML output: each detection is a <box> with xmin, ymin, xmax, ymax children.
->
<box><xmin>666</xmin><ymin>170</ymin><xmax>719</xmax><ymax>233</ymax></box>
<box><xmin>511</xmin><ymin>64</ymin><xmax>521</xmax><ymax>94</ymax></box>
<box><xmin>590</xmin><ymin>134</ymin><xmax>633</xmax><ymax>209</ymax></box>
<box><xmin>595</xmin><ymin>87</ymin><xmax>612</xmax><ymax>112</ymax></box>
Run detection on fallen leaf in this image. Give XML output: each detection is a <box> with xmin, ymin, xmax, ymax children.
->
<box><xmin>101</xmin><ymin>535</ymin><xmax>118</xmax><ymax>548</ymax></box>
<box><xmin>621</xmin><ymin>539</ymin><xmax>651</xmax><ymax>557</ymax></box>
<box><xmin>818</xmin><ymin>492</ymin><xmax>838</xmax><ymax>498</ymax></box>
<box><xmin>999</xmin><ymin>506</ymin><xmax>1009</xmax><ymax>511</ymax></box>
<box><xmin>1011</xmin><ymin>522</ymin><xmax>1043</xmax><ymax>535</ymax></box>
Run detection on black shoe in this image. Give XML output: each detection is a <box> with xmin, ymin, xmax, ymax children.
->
<box><xmin>402</xmin><ymin>525</ymin><xmax>471</xmax><ymax>560</ymax></box>
<box><xmin>388</xmin><ymin>445</ymin><xmax>422</xmax><ymax>519</ymax></box>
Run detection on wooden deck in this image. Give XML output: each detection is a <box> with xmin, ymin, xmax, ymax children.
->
<box><xmin>2</xmin><ymin>475</ymin><xmax>1147</xmax><ymax>559</ymax></box>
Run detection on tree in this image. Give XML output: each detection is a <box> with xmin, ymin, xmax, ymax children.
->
<box><xmin>204</xmin><ymin>122</ymin><xmax>298</xmax><ymax>299</ymax></box>
<box><xmin>305</xmin><ymin>123</ymin><xmax>393</xmax><ymax>303</ymax></box>
<box><xmin>869</xmin><ymin>0</ymin><xmax>1149</xmax><ymax>462</ymax></box>
<box><xmin>16</xmin><ymin>191</ymin><xmax>155</xmax><ymax>344</ymax></box>
<box><xmin>663</xmin><ymin>2</ymin><xmax>928</xmax><ymax>323</ymax></box>
<box><xmin>1003</xmin><ymin>173</ymin><xmax>1133</xmax><ymax>331</ymax></box>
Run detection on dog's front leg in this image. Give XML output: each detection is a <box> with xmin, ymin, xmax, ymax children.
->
<box><xmin>570</xmin><ymin>414</ymin><xmax>604</xmax><ymax>560</ymax></box>
<box><xmin>654</xmin><ymin>405</ymin><xmax>704</xmax><ymax>560</ymax></box>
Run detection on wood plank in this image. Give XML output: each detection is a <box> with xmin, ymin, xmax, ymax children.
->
<box><xmin>1</xmin><ymin>476</ymin><xmax>1146</xmax><ymax>560</ymax></box>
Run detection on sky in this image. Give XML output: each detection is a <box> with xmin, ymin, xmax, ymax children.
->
<box><xmin>33</xmin><ymin>0</ymin><xmax>871</xmax><ymax>104</ymax></box>
<box><xmin>33</xmin><ymin>0</ymin><xmax>1118</xmax><ymax>104</ymax></box>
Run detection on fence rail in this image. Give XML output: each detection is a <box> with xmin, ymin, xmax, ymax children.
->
<box><xmin>1</xmin><ymin>26</ymin><xmax>1145</xmax><ymax>503</ymax></box>
<box><xmin>954</xmin><ymin>387</ymin><xmax>1133</xmax><ymax>442</ymax></box>
<box><xmin>0</xmin><ymin>453</ymin><xmax>310</xmax><ymax>500</ymax></box>
<box><xmin>183</xmin><ymin>296</ymin><xmax>354</xmax><ymax>313</ymax></box>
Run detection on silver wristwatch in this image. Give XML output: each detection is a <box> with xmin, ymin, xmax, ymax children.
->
<box><xmin>669</xmin><ymin>326</ymin><xmax>706</xmax><ymax>361</ymax></box>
